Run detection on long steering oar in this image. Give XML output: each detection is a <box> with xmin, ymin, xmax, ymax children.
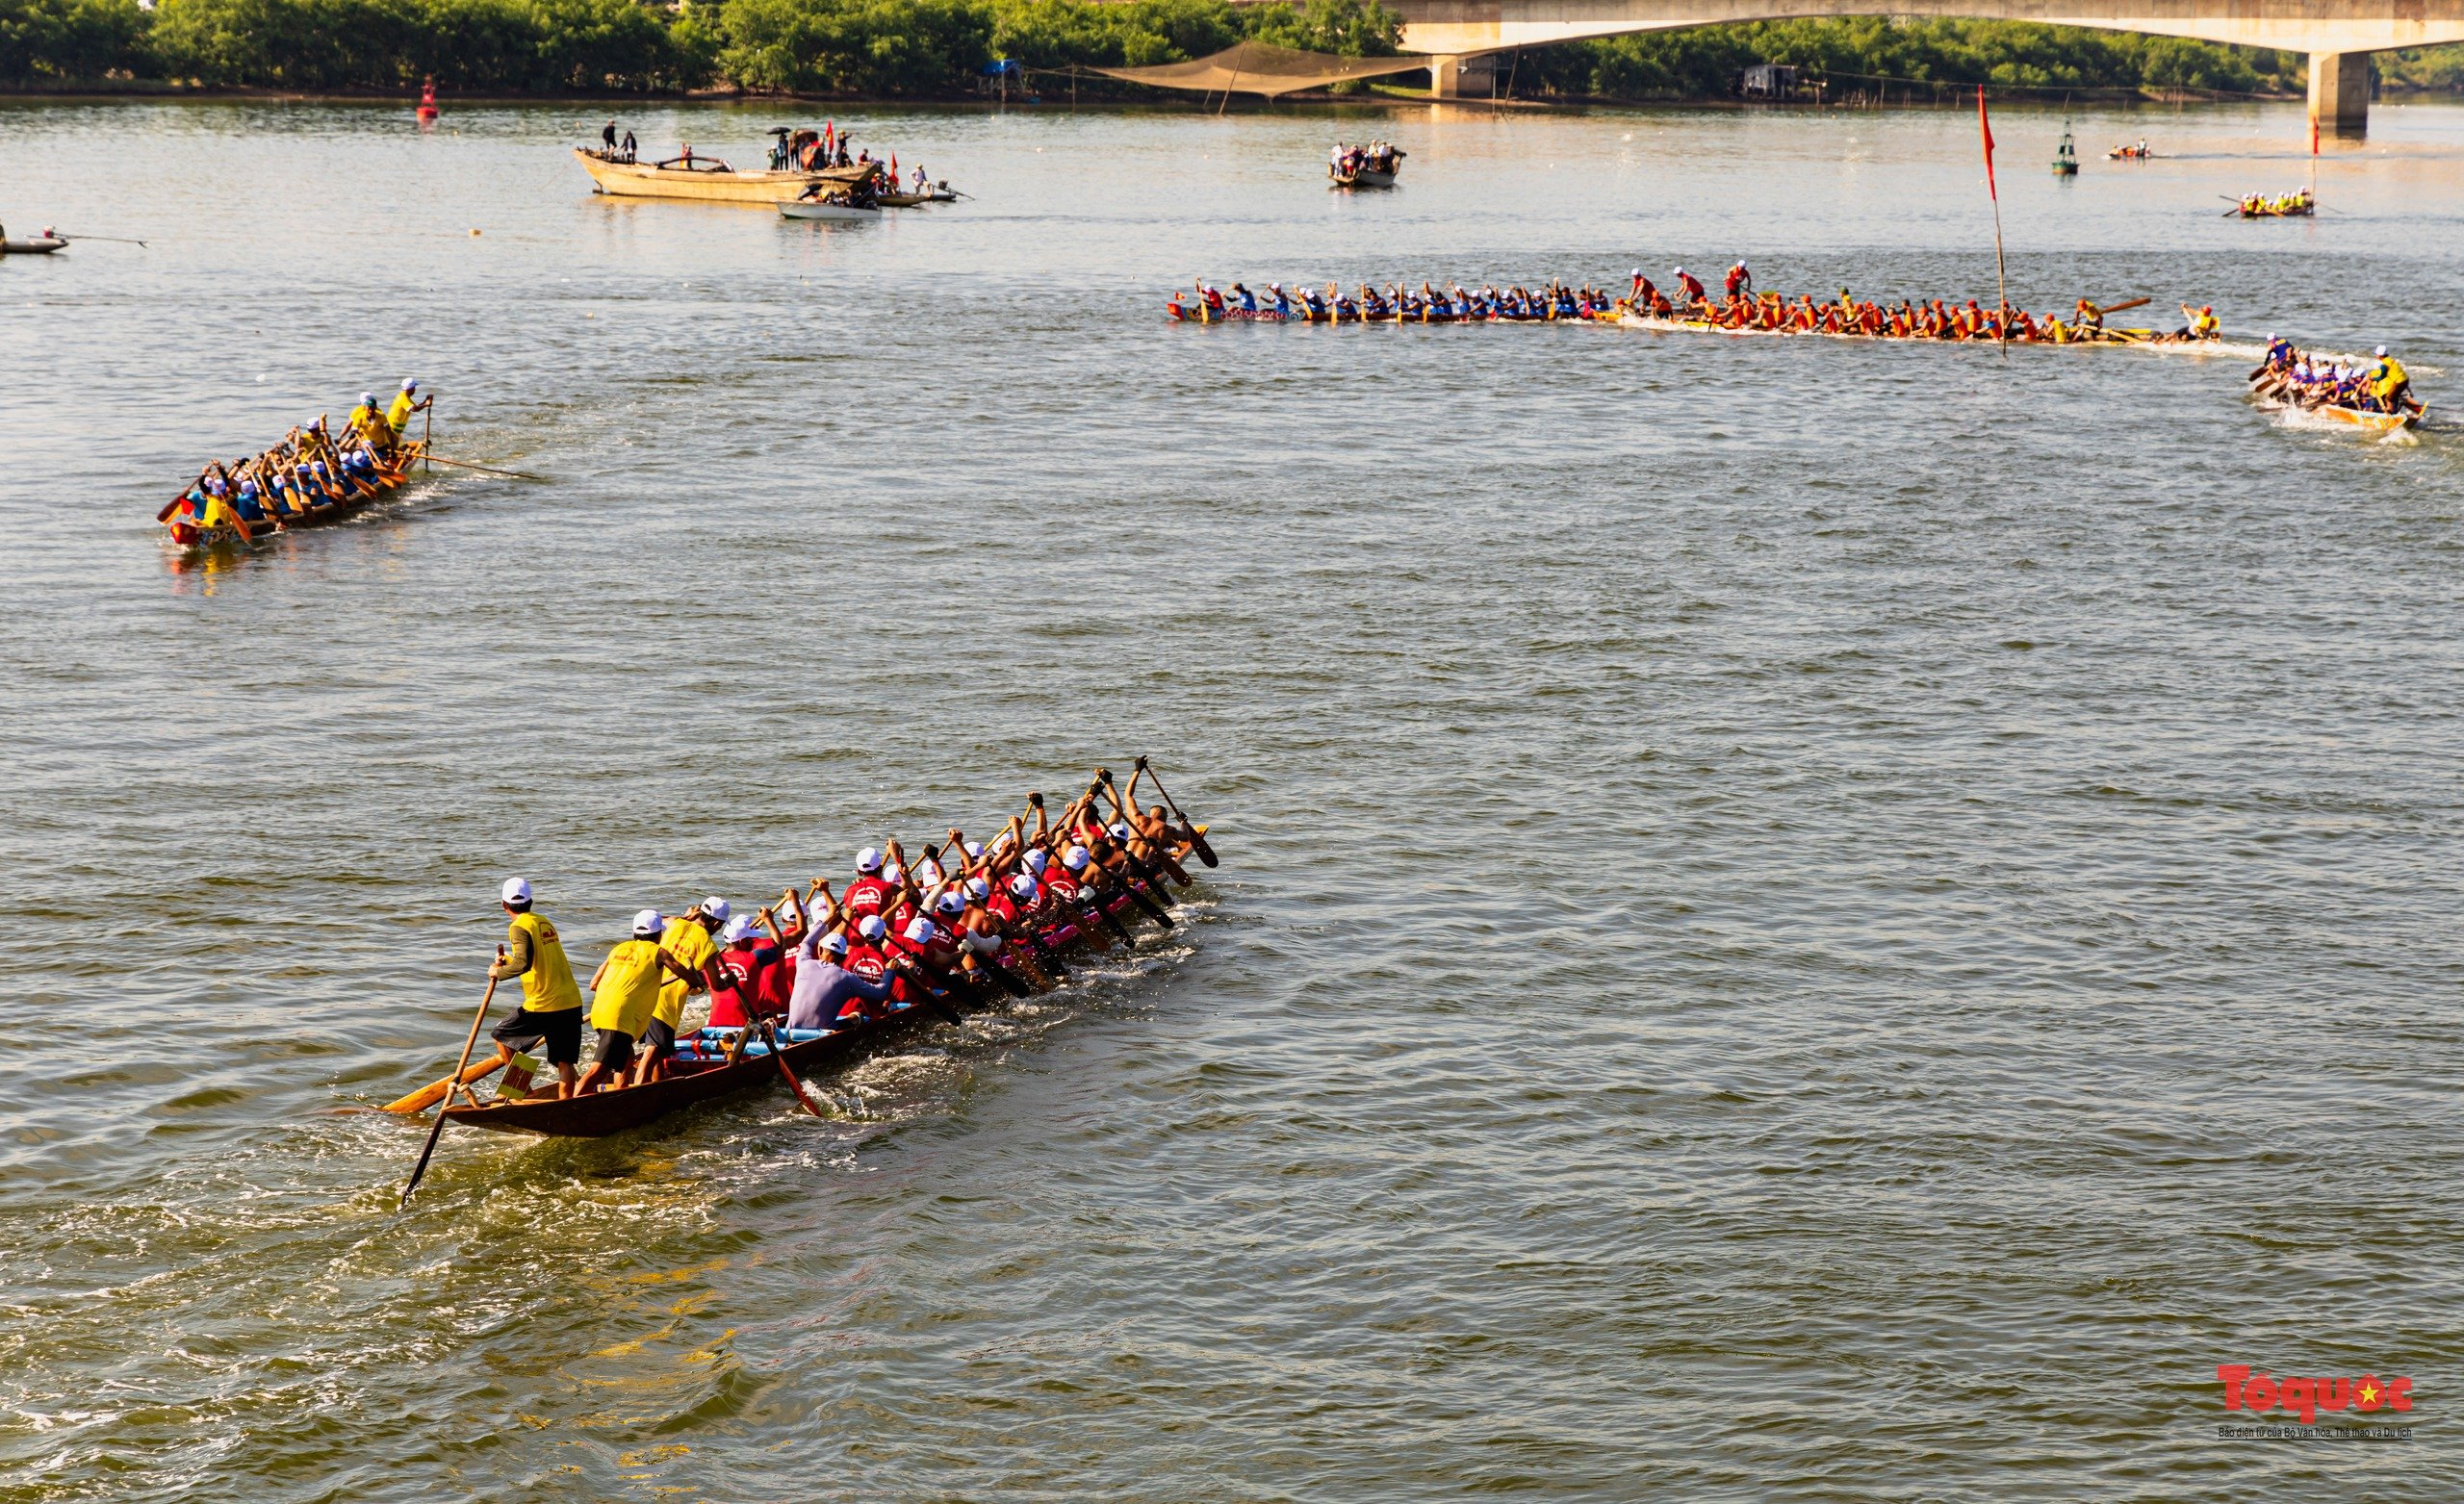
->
<box><xmin>398</xmin><ymin>973</ymin><xmax>498</xmax><ymax>1209</ymax></box>
<box><xmin>1133</xmin><ymin>755</ymin><xmax>1218</xmax><ymax>867</ymax></box>
<box><xmin>423</xmin><ymin>455</ymin><xmax>545</xmax><ymax>481</ymax></box>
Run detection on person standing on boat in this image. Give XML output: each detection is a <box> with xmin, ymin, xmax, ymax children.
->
<box><xmin>385</xmin><ymin>380</ymin><xmax>430</xmax><ymax>445</ymax></box>
<box><xmin>464</xmin><ymin>878</ymin><xmax>587</xmax><ymax>1100</ymax></box>
<box><xmin>635</xmin><ymin>899</ymin><xmax>730</xmax><ymax>1085</ymax></box>
<box><xmin>602</xmin><ymin>119</ymin><xmax>616</xmax><ymax>154</ymax></box>
<box><xmin>621</xmin><ymin>129</ymin><xmax>636</xmax><ymax>162</ymax></box>
<box><xmin>577</xmin><ymin>910</ymin><xmax>697</xmax><ymax>1096</ymax></box>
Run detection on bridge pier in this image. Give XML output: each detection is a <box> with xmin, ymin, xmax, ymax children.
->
<box><xmin>1430</xmin><ymin>53</ymin><xmax>1464</xmax><ymax>97</ymax></box>
<box><xmin>2308</xmin><ymin>52</ymin><xmax>2372</xmax><ymax>137</ymax></box>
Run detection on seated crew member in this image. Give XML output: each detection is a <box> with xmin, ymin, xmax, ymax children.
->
<box><xmin>706</xmin><ymin>914</ymin><xmax>779</xmax><ymax>1029</ymax></box>
<box><xmin>784</xmin><ymin>928</ymin><xmax>897</xmax><ymax>1031</ymax></box>
<box><xmin>346</xmin><ymin>391</ymin><xmax>393</xmax><ymax>454</ymax></box>
<box><xmin>1228</xmin><ymin>282</ymin><xmax>1257</xmax><ymax>314</ymax></box>
<box><xmin>576</xmin><ymin>909</ymin><xmax>699</xmax><ymax>1095</ymax></box>
<box><xmin>473</xmin><ymin>878</ymin><xmax>586</xmax><ymax>1100</ymax></box>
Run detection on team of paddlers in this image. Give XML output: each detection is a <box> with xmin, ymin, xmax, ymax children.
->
<box><xmin>164</xmin><ymin>380</ymin><xmax>428</xmax><ymax>536</ymax></box>
<box><xmin>1330</xmin><ymin>140</ymin><xmax>1404</xmax><ymax>180</ymax></box>
<box><xmin>2248</xmin><ymin>338</ymin><xmax>2419</xmax><ymax>416</ymax></box>
<box><xmin>436</xmin><ymin>768</ymin><xmax>1202</xmax><ymax>1106</ymax></box>
<box><xmin>1169</xmin><ymin>262</ymin><xmax>2224</xmax><ymax>345</ymax></box>
<box><xmin>2234</xmin><ymin>188</ymin><xmax>2316</xmax><ymax>217</ymax></box>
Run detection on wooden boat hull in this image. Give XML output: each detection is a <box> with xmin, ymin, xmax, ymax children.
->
<box><xmin>2316</xmin><ymin>404</ymin><xmax>2423</xmax><ymax>431</ymax></box>
<box><xmin>576</xmin><ymin>148</ymin><xmax>865</xmax><ymax>205</ymax></box>
<box><xmin>437</xmin><ymin>883</ymin><xmax>1177</xmax><ymax>1138</ymax></box>
<box><xmin>165</xmin><ymin>442</ymin><xmax>427</xmax><ymax>550</ymax></box>
<box><xmin>780</xmin><ymin>201</ymin><xmax>881</xmax><ymax>222</ymax></box>
<box><xmin>1330</xmin><ymin>167</ymin><xmax>1398</xmax><ymax>189</ymax></box>
<box><xmin>2</xmin><ymin>238</ymin><xmax>67</xmax><ymax>254</ymax></box>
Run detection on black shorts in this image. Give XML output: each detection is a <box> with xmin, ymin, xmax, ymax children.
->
<box><xmin>493</xmin><ymin>1006</ymin><xmax>583</xmax><ymax>1065</ymax></box>
<box><xmin>641</xmin><ymin>1018</ymin><xmax>677</xmax><ymax>1059</ymax></box>
<box><xmin>593</xmin><ymin>1029</ymin><xmax>636</xmax><ymax>1071</ymax></box>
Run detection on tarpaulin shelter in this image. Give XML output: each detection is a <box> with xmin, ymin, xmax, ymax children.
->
<box><xmin>1092</xmin><ymin>40</ymin><xmax>1436</xmax><ymax>99</ymax></box>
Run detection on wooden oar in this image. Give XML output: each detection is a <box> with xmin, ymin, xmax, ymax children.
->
<box><xmin>423</xmin><ymin>455</ymin><xmax>544</xmax><ymax>480</ymax></box>
<box><xmin>398</xmin><ymin>973</ymin><xmax>498</xmax><ymax>1208</ymax></box>
<box><xmin>760</xmin><ymin>1020</ymin><xmax>831</xmax><ymax>1119</ymax></box>
<box><xmin>1092</xmin><ymin>769</ymin><xmax>1185</xmax><ymax>905</ymax></box>
<box><xmin>1133</xmin><ymin>755</ymin><xmax>1218</xmax><ymax>867</ymax></box>
<box><xmin>2095</xmin><ymin>297</ymin><xmax>2150</xmax><ymax>316</ymax></box>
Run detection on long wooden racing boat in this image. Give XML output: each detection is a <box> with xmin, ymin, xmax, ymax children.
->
<box><xmin>2309</xmin><ymin>402</ymin><xmax>2424</xmax><ymax>432</ymax></box>
<box><xmin>164</xmin><ymin>439</ymin><xmax>428</xmax><ymax>550</ymax></box>
<box><xmin>435</xmin><ymin>833</ymin><xmax>1210</xmax><ymax>1139</ymax></box>
<box><xmin>576</xmin><ymin>148</ymin><xmax>871</xmax><ymax>205</ymax></box>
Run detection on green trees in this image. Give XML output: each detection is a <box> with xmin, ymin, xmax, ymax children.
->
<box><xmin>0</xmin><ymin>0</ymin><xmax>2447</xmax><ymax>100</ymax></box>
<box><xmin>1515</xmin><ymin>18</ymin><xmax>2302</xmax><ymax>100</ymax></box>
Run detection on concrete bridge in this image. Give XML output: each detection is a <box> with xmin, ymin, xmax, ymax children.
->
<box><xmin>1395</xmin><ymin>0</ymin><xmax>2464</xmax><ymax>133</ymax></box>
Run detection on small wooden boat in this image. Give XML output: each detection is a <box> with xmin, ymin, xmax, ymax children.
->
<box><xmin>1330</xmin><ymin>166</ymin><xmax>1398</xmax><ymax>189</ymax></box>
<box><xmin>876</xmin><ymin>191</ymin><xmax>932</xmax><ymax>209</ymax></box>
<box><xmin>2229</xmin><ymin>191</ymin><xmax>2314</xmax><ymax>218</ymax></box>
<box><xmin>2108</xmin><ymin>145</ymin><xmax>2153</xmax><ymax>160</ymax></box>
<box><xmin>575</xmin><ymin>147</ymin><xmax>871</xmax><ymax>205</ymax></box>
<box><xmin>1</xmin><ymin>236</ymin><xmax>66</xmax><ymax>254</ymax></box>
<box><xmin>438</xmin><ymin>856</ymin><xmax>1205</xmax><ymax>1139</ymax></box>
<box><xmin>165</xmin><ymin>440</ymin><xmax>428</xmax><ymax>549</ymax></box>
<box><xmin>780</xmin><ymin>199</ymin><xmax>881</xmax><ymax>222</ymax></box>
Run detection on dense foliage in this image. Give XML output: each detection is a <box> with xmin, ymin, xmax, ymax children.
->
<box><xmin>1517</xmin><ymin>17</ymin><xmax>2305</xmax><ymax>99</ymax></box>
<box><xmin>1</xmin><ymin>0</ymin><xmax>2456</xmax><ymax>99</ymax></box>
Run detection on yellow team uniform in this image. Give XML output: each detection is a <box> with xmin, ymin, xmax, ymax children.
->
<box><xmin>509</xmin><ymin>911</ymin><xmax>583</xmax><ymax>1014</ymax></box>
<box><xmin>385</xmin><ymin>390</ymin><xmax>418</xmax><ymax>435</ymax></box>
<box><xmin>2374</xmin><ymin>359</ymin><xmax>2409</xmax><ymax>405</ymax></box>
<box><xmin>654</xmin><ymin>917</ymin><xmax>717</xmax><ymax>1031</ymax></box>
<box><xmin>347</xmin><ymin>402</ymin><xmax>393</xmax><ymax>452</ymax></box>
<box><xmin>590</xmin><ymin>939</ymin><xmax>665</xmax><ymax>1038</ymax></box>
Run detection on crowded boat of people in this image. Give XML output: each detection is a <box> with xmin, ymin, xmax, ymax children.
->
<box><xmin>396</xmin><ymin>764</ymin><xmax>1211</xmax><ymax>1111</ymax></box>
<box><xmin>160</xmin><ymin>380</ymin><xmax>429</xmax><ymax>547</ymax></box>
<box><xmin>2232</xmin><ymin>188</ymin><xmax>2315</xmax><ymax>217</ymax></box>
<box><xmin>1329</xmin><ymin>140</ymin><xmax>1405</xmax><ymax>187</ymax></box>
<box><xmin>2108</xmin><ymin>140</ymin><xmax>2154</xmax><ymax>160</ymax></box>
<box><xmin>1168</xmin><ymin>265</ymin><xmax>2223</xmax><ymax>346</ymax></box>
<box><xmin>2247</xmin><ymin>337</ymin><xmax>2424</xmax><ymax>426</ymax></box>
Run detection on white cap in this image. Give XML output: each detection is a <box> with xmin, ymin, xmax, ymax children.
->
<box><xmin>720</xmin><ymin>915</ymin><xmax>757</xmax><ymax>944</ymax></box>
<box><xmin>1064</xmin><ymin>846</ymin><xmax>1091</xmax><ymax>871</ymax></box>
<box><xmin>914</xmin><ymin>859</ymin><xmax>943</xmax><ymax>886</ymax></box>
<box><xmin>964</xmin><ymin>877</ymin><xmax>989</xmax><ymax>901</ymax></box>
<box><xmin>699</xmin><ymin>896</ymin><xmax>731</xmax><ymax>924</ymax></box>
<box><xmin>821</xmin><ymin>932</ymin><xmax>849</xmax><ymax>956</ymax></box>
<box><xmin>858</xmin><ymin>915</ymin><xmax>888</xmax><ymax>940</ymax></box>
<box><xmin>2374</xmin><ymin>345</ymin><xmax>2389</xmax><ymax>357</ymax></box>
<box><xmin>856</xmin><ymin>847</ymin><xmax>883</xmax><ymax>874</ymax></box>
<box><xmin>904</xmin><ymin>917</ymin><xmax>937</xmax><ymax>944</ymax></box>
<box><xmin>936</xmin><ymin>890</ymin><xmax>966</xmax><ymax>915</ymax></box>
<box><xmin>632</xmin><ymin>907</ymin><xmax>665</xmax><ymax>937</ymax></box>
<box><xmin>1024</xmin><ymin>849</ymin><xmax>1049</xmax><ymax>875</ymax></box>
<box><xmin>883</xmin><ymin>863</ymin><xmax>904</xmax><ymax>884</ymax></box>
<box><xmin>1009</xmin><ymin>874</ymin><xmax>1039</xmax><ymax>899</ymax></box>
<box><xmin>1109</xmin><ymin>822</ymin><xmax>1133</xmax><ymax>841</ymax></box>
<box><xmin>962</xmin><ymin>841</ymin><xmax>983</xmax><ymax>858</ymax></box>
<box><xmin>501</xmin><ymin>878</ymin><xmax>531</xmax><ymax>905</ymax></box>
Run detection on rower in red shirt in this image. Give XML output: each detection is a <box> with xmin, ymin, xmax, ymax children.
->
<box><xmin>706</xmin><ymin>915</ymin><xmax>782</xmax><ymax>1028</ymax></box>
<box><xmin>838</xmin><ymin>847</ymin><xmax>895</xmax><ymax>922</ymax></box>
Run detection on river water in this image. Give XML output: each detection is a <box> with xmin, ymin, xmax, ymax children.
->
<box><xmin>3</xmin><ymin>93</ymin><xmax>2460</xmax><ymax>1498</ymax></box>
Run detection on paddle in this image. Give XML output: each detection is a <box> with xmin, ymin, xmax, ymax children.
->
<box><xmin>157</xmin><ymin>469</ymin><xmax>212</xmax><ymax>524</ymax></box>
<box><xmin>1132</xmin><ymin>755</ymin><xmax>1218</xmax><ymax>867</ymax></box>
<box><xmin>398</xmin><ymin>972</ymin><xmax>499</xmax><ymax>1208</ymax></box>
<box><xmin>1065</xmin><ymin>783</ymin><xmax>1171</xmax><ymax>930</ymax></box>
<box><xmin>1092</xmin><ymin>769</ymin><xmax>1186</xmax><ymax>903</ymax></box>
<box><xmin>2094</xmin><ymin>297</ymin><xmax>2150</xmax><ymax>317</ymax></box>
<box><xmin>423</xmin><ymin>455</ymin><xmax>543</xmax><ymax>480</ymax></box>
<box><xmin>759</xmin><ymin>1020</ymin><xmax>831</xmax><ymax>1118</ymax></box>
<box><xmin>894</xmin><ymin>957</ymin><xmax>972</xmax><ymax>1029</ymax></box>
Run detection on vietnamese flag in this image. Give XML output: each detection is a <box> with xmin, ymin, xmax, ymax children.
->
<box><xmin>1977</xmin><ymin>85</ymin><xmax>1997</xmax><ymax>200</ymax></box>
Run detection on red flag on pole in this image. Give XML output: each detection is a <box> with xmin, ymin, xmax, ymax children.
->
<box><xmin>1977</xmin><ymin>85</ymin><xmax>1997</xmax><ymax>200</ymax></box>
<box><xmin>2310</xmin><ymin>114</ymin><xmax>2320</xmax><ymax>156</ymax></box>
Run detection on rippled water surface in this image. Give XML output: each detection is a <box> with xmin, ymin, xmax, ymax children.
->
<box><xmin>4</xmin><ymin>94</ymin><xmax>2462</xmax><ymax>1498</ymax></box>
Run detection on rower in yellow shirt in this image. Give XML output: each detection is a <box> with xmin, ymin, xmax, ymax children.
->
<box><xmin>635</xmin><ymin>899</ymin><xmax>731</xmax><ymax>1084</ymax></box>
<box><xmin>576</xmin><ymin>909</ymin><xmax>700</xmax><ymax>1096</ymax></box>
<box><xmin>2369</xmin><ymin>345</ymin><xmax>2414</xmax><ymax>412</ymax></box>
<box><xmin>346</xmin><ymin>390</ymin><xmax>393</xmax><ymax>454</ymax></box>
<box><xmin>384</xmin><ymin>379</ymin><xmax>430</xmax><ymax>443</ymax></box>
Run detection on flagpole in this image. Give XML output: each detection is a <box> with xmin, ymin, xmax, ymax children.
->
<box><xmin>1978</xmin><ymin>86</ymin><xmax>2009</xmax><ymax>352</ymax></box>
